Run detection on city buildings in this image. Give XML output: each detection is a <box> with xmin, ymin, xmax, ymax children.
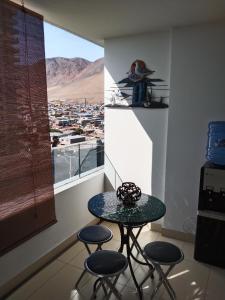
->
<box><xmin>48</xmin><ymin>102</ymin><xmax>105</xmax><ymax>185</ymax></box>
<box><xmin>48</xmin><ymin>102</ymin><xmax>104</xmax><ymax>144</ymax></box>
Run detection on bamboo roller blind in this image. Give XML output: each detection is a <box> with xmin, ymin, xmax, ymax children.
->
<box><xmin>0</xmin><ymin>0</ymin><xmax>56</xmax><ymax>255</ymax></box>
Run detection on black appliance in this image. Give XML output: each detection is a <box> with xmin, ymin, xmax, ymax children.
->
<box><xmin>194</xmin><ymin>162</ymin><xmax>225</xmax><ymax>268</ymax></box>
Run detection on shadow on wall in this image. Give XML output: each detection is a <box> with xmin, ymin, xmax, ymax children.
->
<box><xmin>104</xmin><ymin>105</ymin><xmax>153</xmax><ymax>195</ymax></box>
<box><xmin>132</xmin><ymin>108</ymin><xmax>168</xmax><ymax>201</ymax></box>
<box><xmin>104</xmin><ymin>153</ymin><xmax>123</xmax><ymax>191</ymax></box>
<box><xmin>104</xmin><ymin>173</ymin><xmax>115</xmax><ymax>191</ymax></box>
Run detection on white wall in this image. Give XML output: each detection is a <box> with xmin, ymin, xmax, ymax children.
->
<box><xmin>0</xmin><ymin>172</ymin><xmax>104</xmax><ymax>288</ymax></box>
<box><xmin>105</xmin><ymin>23</ymin><xmax>225</xmax><ymax>235</ymax></box>
<box><xmin>105</xmin><ymin>31</ymin><xmax>171</xmax><ymax>106</ymax></box>
<box><xmin>105</xmin><ymin>108</ymin><xmax>168</xmax><ymax>199</ymax></box>
<box><xmin>104</xmin><ymin>31</ymin><xmax>170</xmax><ymax>202</ymax></box>
<box><xmin>164</xmin><ymin>23</ymin><xmax>225</xmax><ymax>234</ymax></box>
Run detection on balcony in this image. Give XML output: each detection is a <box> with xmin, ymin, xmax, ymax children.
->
<box><xmin>1</xmin><ymin>1</ymin><xmax>225</xmax><ymax>299</ymax></box>
<box><xmin>52</xmin><ymin>140</ymin><xmax>104</xmax><ymax>187</ymax></box>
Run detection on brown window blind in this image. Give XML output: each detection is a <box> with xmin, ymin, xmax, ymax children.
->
<box><xmin>0</xmin><ymin>0</ymin><xmax>56</xmax><ymax>255</ymax></box>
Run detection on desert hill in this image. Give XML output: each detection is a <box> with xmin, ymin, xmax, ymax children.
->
<box><xmin>46</xmin><ymin>57</ymin><xmax>104</xmax><ymax>104</ymax></box>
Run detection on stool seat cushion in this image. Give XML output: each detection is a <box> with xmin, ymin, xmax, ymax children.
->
<box><xmin>144</xmin><ymin>241</ymin><xmax>183</xmax><ymax>264</ymax></box>
<box><xmin>86</xmin><ymin>250</ymin><xmax>127</xmax><ymax>276</ymax></box>
<box><xmin>78</xmin><ymin>225</ymin><xmax>112</xmax><ymax>244</ymax></box>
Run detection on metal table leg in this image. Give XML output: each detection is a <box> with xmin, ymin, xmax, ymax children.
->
<box><xmin>117</xmin><ymin>224</ymin><xmax>143</xmax><ymax>299</ymax></box>
<box><xmin>118</xmin><ymin>224</ymin><xmax>125</xmax><ymax>253</ymax></box>
<box><xmin>126</xmin><ymin>227</ymin><xmax>143</xmax><ymax>299</ymax></box>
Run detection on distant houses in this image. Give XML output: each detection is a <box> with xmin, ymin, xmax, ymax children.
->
<box><xmin>49</xmin><ymin>102</ymin><xmax>104</xmax><ymax>146</ymax></box>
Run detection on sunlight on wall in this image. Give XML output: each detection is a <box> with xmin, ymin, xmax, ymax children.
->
<box><xmin>105</xmin><ymin>107</ymin><xmax>153</xmax><ymax>195</ymax></box>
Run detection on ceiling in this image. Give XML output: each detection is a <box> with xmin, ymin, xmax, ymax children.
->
<box><xmin>13</xmin><ymin>0</ymin><xmax>225</xmax><ymax>46</ymax></box>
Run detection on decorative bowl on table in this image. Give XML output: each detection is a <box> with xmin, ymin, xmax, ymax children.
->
<box><xmin>116</xmin><ymin>182</ymin><xmax>141</xmax><ymax>206</ymax></box>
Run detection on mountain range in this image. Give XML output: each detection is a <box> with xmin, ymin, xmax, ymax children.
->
<box><xmin>46</xmin><ymin>57</ymin><xmax>104</xmax><ymax>104</ymax></box>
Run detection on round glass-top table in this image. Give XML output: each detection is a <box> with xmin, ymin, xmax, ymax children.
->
<box><xmin>88</xmin><ymin>191</ymin><xmax>166</xmax><ymax>225</ymax></box>
<box><xmin>88</xmin><ymin>192</ymin><xmax>166</xmax><ymax>299</ymax></box>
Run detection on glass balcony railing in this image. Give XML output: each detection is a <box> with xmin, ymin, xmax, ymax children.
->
<box><xmin>52</xmin><ymin>140</ymin><xmax>104</xmax><ymax>187</ymax></box>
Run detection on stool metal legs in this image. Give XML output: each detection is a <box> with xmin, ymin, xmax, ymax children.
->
<box><xmin>152</xmin><ymin>264</ymin><xmax>176</xmax><ymax>300</ymax></box>
<box><xmin>75</xmin><ymin>269</ymin><xmax>86</xmax><ymax>289</ymax></box>
<box><xmin>75</xmin><ymin>243</ymin><xmax>103</xmax><ymax>289</ymax></box>
<box><xmin>140</xmin><ymin>263</ymin><xmax>176</xmax><ymax>300</ymax></box>
<box><xmin>105</xmin><ymin>275</ymin><xmax>122</xmax><ymax>300</ymax></box>
<box><xmin>91</xmin><ymin>274</ymin><xmax>122</xmax><ymax>300</ymax></box>
<box><xmin>84</xmin><ymin>242</ymin><xmax>102</xmax><ymax>255</ymax></box>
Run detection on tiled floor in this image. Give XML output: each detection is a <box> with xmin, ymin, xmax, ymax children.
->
<box><xmin>6</xmin><ymin>222</ymin><xmax>225</xmax><ymax>300</ymax></box>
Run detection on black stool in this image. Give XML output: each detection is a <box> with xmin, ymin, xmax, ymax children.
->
<box><xmin>141</xmin><ymin>241</ymin><xmax>184</xmax><ymax>299</ymax></box>
<box><xmin>75</xmin><ymin>225</ymin><xmax>113</xmax><ymax>288</ymax></box>
<box><xmin>85</xmin><ymin>250</ymin><xmax>128</xmax><ymax>299</ymax></box>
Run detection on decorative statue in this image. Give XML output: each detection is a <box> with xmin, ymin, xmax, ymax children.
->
<box><xmin>128</xmin><ymin>60</ymin><xmax>154</xmax><ymax>82</ymax></box>
<box><xmin>127</xmin><ymin>60</ymin><xmax>154</xmax><ymax>106</ymax></box>
<box><xmin>107</xmin><ymin>59</ymin><xmax>169</xmax><ymax>108</ymax></box>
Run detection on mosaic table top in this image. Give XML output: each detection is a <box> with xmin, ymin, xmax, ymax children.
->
<box><xmin>88</xmin><ymin>192</ymin><xmax>166</xmax><ymax>225</ymax></box>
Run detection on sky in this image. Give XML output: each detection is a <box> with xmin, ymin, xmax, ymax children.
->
<box><xmin>44</xmin><ymin>22</ymin><xmax>104</xmax><ymax>62</ymax></box>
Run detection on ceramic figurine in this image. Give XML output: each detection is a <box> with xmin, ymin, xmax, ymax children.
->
<box><xmin>106</xmin><ymin>59</ymin><xmax>169</xmax><ymax>108</ymax></box>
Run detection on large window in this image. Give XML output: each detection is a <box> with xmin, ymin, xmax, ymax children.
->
<box><xmin>44</xmin><ymin>23</ymin><xmax>105</xmax><ymax>186</ymax></box>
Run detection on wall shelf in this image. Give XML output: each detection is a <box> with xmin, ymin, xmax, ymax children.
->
<box><xmin>105</xmin><ymin>104</ymin><xmax>168</xmax><ymax>109</ymax></box>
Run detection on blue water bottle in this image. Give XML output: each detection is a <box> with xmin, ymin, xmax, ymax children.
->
<box><xmin>206</xmin><ymin>121</ymin><xmax>225</xmax><ymax>166</ymax></box>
